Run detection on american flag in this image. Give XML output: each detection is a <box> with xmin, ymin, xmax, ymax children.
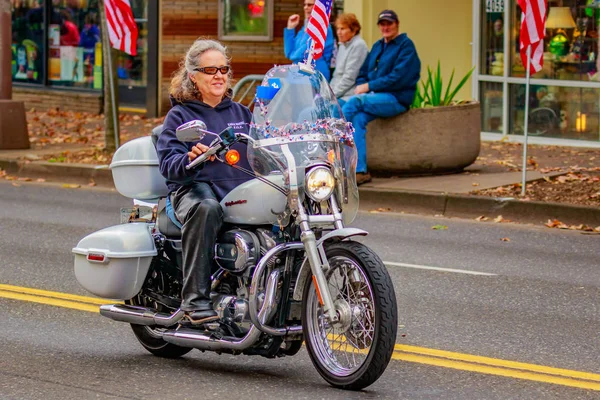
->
<box><xmin>306</xmin><ymin>0</ymin><xmax>333</xmax><ymax>60</ymax></box>
<box><xmin>517</xmin><ymin>0</ymin><xmax>547</xmax><ymax>74</ymax></box>
<box><xmin>104</xmin><ymin>0</ymin><xmax>139</xmax><ymax>56</ymax></box>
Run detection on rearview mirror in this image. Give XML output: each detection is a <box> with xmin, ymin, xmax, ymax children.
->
<box><xmin>176</xmin><ymin>120</ymin><xmax>210</xmax><ymax>142</ymax></box>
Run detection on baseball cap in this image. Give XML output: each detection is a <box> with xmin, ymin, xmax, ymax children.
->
<box><xmin>377</xmin><ymin>10</ymin><xmax>398</xmax><ymax>24</ymax></box>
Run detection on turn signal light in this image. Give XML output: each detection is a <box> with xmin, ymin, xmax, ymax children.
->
<box><xmin>225</xmin><ymin>149</ymin><xmax>240</xmax><ymax>165</ymax></box>
<box><xmin>327</xmin><ymin>149</ymin><xmax>336</xmax><ymax>164</ymax></box>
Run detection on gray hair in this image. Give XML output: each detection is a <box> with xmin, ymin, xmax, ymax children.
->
<box><xmin>169</xmin><ymin>38</ymin><xmax>233</xmax><ymax>103</ymax></box>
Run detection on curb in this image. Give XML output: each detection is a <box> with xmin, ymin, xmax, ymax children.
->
<box><xmin>2</xmin><ymin>158</ymin><xmax>599</xmax><ymax>227</ymax></box>
<box><xmin>0</xmin><ymin>159</ymin><xmax>113</xmax><ymax>187</ymax></box>
<box><xmin>358</xmin><ymin>188</ymin><xmax>600</xmax><ymax>226</ymax></box>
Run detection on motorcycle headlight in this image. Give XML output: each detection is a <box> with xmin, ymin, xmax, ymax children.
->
<box><xmin>305</xmin><ymin>167</ymin><xmax>335</xmax><ymax>202</ymax></box>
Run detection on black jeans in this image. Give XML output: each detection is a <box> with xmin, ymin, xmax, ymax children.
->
<box><xmin>170</xmin><ymin>182</ymin><xmax>223</xmax><ymax>312</ymax></box>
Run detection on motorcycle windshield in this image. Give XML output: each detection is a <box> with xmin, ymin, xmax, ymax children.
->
<box><xmin>248</xmin><ymin>65</ymin><xmax>359</xmax><ymax>224</ymax></box>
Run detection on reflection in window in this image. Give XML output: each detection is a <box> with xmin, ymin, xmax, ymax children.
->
<box><xmin>510</xmin><ymin>84</ymin><xmax>599</xmax><ymax>141</ymax></box>
<box><xmin>116</xmin><ymin>0</ymin><xmax>148</xmax><ymax>87</ymax></box>
<box><xmin>511</xmin><ymin>1</ymin><xmax>599</xmax><ymax>81</ymax></box>
<box><xmin>48</xmin><ymin>1</ymin><xmax>102</xmax><ymax>89</ymax></box>
<box><xmin>481</xmin><ymin>82</ymin><xmax>503</xmax><ymax>133</ymax></box>
<box><xmin>220</xmin><ymin>0</ymin><xmax>273</xmax><ymax>41</ymax></box>
<box><xmin>480</xmin><ymin>1</ymin><xmax>504</xmax><ymax>76</ymax></box>
<box><xmin>11</xmin><ymin>0</ymin><xmax>45</xmax><ymax>84</ymax></box>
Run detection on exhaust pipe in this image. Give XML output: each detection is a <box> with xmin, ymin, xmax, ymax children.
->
<box><xmin>161</xmin><ymin>269</ymin><xmax>281</xmax><ymax>351</ymax></box>
<box><xmin>99</xmin><ymin>304</ymin><xmax>185</xmax><ymax>326</ymax></box>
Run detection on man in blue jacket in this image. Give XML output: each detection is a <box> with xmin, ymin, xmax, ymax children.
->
<box><xmin>284</xmin><ymin>1</ymin><xmax>335</xmax><ymax>80</ymax></box>
<box><xmin>342</xmin><ymin>10</ymin><xmax>421</xmax><ymax>185</ymax></box>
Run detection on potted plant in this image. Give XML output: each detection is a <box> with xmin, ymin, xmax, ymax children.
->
<box><xmin>366</xmin><ymin>61</ymin><xmax>481</xmax><ymax>175</ymax></box>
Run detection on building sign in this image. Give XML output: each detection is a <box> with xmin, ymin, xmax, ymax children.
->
<box><xmin>486</xmin><ymin>0</ymin><xmax>504</xmax><ymax>13</ymax></box>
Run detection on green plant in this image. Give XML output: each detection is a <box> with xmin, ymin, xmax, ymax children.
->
<box><xmin>411</xmin><ymin>61</ymin><xmax>475</xmax><ymax>108</ymax></box>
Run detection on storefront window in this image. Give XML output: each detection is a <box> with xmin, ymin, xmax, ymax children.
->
<box><xmin>117</xmin><ymin>0</ymin><xmax>147</xmax><ymax>88</ymax></box>
<box><xmin>480</xmin><ymin>1</ymin><xmax>505</xmax><ymax>76</ymax></box>
<box><xmin>11</xmin><ymin>0</ymin><xmax>45</xmax><ymax>84</ymax></box>
<box><xmin>219</xmin><ymin>0</ymin><xmax>273</xmax><ymax>41</ymax></box>
<box><xmin>509</xmin><ymin>83</ymin><xmax>599</xmax><ymax>141</ymax></box>
<box><xmin>47</xmin><ymin>0</ymin><xmax>102</xmax><ymax>89</ymax></box>
<box><xmin>511</xmin><ymin>1</ymin><xmax>599</xmax><ymax>81</ymax></box>
<box><xmin>481</xmin><ymin>82</ymin><xmax>504</xmax><ymax>133</ymax></box>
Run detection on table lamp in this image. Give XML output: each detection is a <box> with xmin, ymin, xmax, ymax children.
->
<box><xmin>546</xmin><ymin>7</ymin><xmax>576</xmax><ymax>56</ymax></box>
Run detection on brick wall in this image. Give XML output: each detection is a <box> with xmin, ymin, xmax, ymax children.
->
<box><xmin>159</xmin><ymin>0</ymin><xmax>302</xmax><ymax>113</ymax></box>
<box><xmin>13</xmin><ymin>87</ymin><xmax>103</xmax><ymax>114</ymax></box>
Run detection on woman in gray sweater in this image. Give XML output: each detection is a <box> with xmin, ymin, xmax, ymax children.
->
<box><xmin>329</xmin><ymin>13</ymin><xmax>369</xmax><ymax>105</ymax></box>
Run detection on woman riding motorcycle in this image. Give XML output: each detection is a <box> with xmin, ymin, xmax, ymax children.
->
<box><xmin>156</xmin><ymin>38</ymin><xmax>252</xmax><ymax>325</ymax></box>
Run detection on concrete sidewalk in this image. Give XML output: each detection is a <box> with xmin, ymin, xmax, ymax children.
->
<box><xmin>1</xmin><ymin>146</ymin><xmax>599</xmax><ymax>227</ymax></box>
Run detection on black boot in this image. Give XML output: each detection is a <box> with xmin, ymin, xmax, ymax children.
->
<box><xmin>171</xmin><ymin>182</ymin><xmax>223</xmax><ymax>326</ymax></box>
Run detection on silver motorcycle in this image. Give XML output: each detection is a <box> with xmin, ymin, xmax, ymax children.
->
<box><xmin>73</xmin><ymin>65</ymin><xmax>397</xmax><ymax>390</ymax></box>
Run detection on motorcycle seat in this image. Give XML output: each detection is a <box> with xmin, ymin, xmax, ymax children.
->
<box><xmin>157</xmin><ymin>197</ymin><xmax>182</xmax><ymax>239</ymax></box>
<box><xmin>151</xmin><ymin>124</ymin><xmax>164</xmax><ymax>147</ymax></box>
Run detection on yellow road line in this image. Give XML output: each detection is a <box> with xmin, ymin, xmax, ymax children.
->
<box><xmin>393</xmin><ymin>352</ymin><xmax>600</xmax><ymax>391</ymax></box>
<box><xmin>395</xmin><ymin>344</ymin><xmax>600</xmax><ymax>383</ymax></box>
<box><xmin>0</xmin><ymin>289</ymin><xmax>100</xmax><ymax>313</ymax></box>
<box><xmin>1</xmin><ymin>283</ymin><xmax>599</xmax><ymax>391</ymax></box>
<box><xmin>0</xmin><ymin>284</ymin><xmax>120</xmax><ymax>305</ymax></box>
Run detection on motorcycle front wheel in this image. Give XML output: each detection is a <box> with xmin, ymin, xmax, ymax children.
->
<box><xmin>302</xmin><ymin>241</ymin><xmax>398</xmax><ymax>390</ymax></box>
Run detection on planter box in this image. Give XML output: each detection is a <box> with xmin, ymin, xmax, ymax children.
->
<box><xmin>366</xmin><ymin>102</ymin><xmax>481</xmax><ymax>175</ymax></box>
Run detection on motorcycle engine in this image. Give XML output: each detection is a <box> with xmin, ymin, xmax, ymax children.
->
<box><xmin>214</xmin><ymin>228</ymin><xmax>276</xmax><ymax>273</ymax></box>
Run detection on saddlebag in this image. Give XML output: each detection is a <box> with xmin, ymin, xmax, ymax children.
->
<box><xmin>72</xmin><ymin>223</ymin><xmax>157</xmax><ymax>300</ymax></box>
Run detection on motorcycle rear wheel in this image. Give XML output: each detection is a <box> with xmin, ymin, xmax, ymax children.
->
<box><xmin>126</xmin><ymin>298</ymin><xmax>192</xmax><ymax>358</ymax></box>
<box><xmin>302</xmin><ymin>241</ymin><xmax>397</xmax><ymax>390</ymax></box>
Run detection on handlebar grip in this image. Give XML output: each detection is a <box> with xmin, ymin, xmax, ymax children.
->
<box><xmin>185</xmin><ymin>144</ymin><xmax>220</xmax><ymax>170</ymax></box>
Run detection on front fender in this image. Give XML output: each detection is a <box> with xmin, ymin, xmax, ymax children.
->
<box><xmin>292</xmin><ymin>228</ymin><xmax>368</xmax><ymax>301</ymax></box>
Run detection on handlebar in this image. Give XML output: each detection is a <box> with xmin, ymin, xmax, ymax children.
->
<box><xmin>185</xmin><ymin>144</ymin><xmax>222</xmax><ymax>170</ymax></box>
<box><xmin>184</xmin><ymin>126</ymin><xmax>243</xmax><ymax>170</ymax></box>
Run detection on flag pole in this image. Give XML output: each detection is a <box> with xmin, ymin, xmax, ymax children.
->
<box><xmin>521</xmin><ymin>45</ymin><xmax>532</xmax><ymax>196</ymax></box>
<box><xmin>105</xmin><ymin>36</ymin><xmax>120</xmax><ymax>149</ymax></box>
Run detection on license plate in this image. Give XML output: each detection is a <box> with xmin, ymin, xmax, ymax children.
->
<box><xmin>120</xmin><ymin>205</ymin><xmax>156</xmax><ymax>224</ymax></box>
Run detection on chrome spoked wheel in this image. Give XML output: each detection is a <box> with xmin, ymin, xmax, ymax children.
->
<box><xmin>302</xmin><ymin>241</ymin><xmax>397</xmax><ymax>390</ymax></box>
<box><xmin>305</xmin><ymin>255</ymin><xmax>374</xmax><ymax>374</ymax></box>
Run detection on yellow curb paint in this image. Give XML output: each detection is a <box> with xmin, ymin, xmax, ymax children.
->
<box><xmin>1</xmin><ymin>284</ymin><xmax>599</xmax><ymax>391</ymax></box>
<box><xmin>395</xmin><ymin>344</ymin><xmax>600</xmax><ymax>383</ymax></box>
<box><xmin>393</xmin><ymin>352</ymin><xmax>600</xmax><ymax>391</ymax></box>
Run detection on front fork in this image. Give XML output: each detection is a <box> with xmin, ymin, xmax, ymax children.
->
<box><xmin>297</xmin><ymin>195</ymin><xmax>345</xmax><ymax>324</ymax></box>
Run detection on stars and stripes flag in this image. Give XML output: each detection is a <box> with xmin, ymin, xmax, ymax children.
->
<box><xmin>104</xmin><ymin>0</ymin><xmax>139</xmax><ymax>56</ymax></box>
<box><xmin>517</xmin><ymin>0</ymin><xmax>547</xmax><ymax>74</ymax></box>
<box><xmin>306</xmin><ymin>0</ymin><xmax>333</xmax><ymax>60</ymax></box>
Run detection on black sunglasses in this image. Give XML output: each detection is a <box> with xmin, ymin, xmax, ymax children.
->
<box><xmin>194</xmin><ymin>66</ymin><xmax>230</xmax><ymax>75</ymax></box>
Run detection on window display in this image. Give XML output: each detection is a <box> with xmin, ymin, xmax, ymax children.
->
<box><xmin>11</xmin><ymin>0</ymin><xmax>149</xmax><ymax>94</ymax></box>
<box><xmin>510</xmin><ymin>84</ymin><xmax>599</xmax><ymax>141</ymax></box>
<box><xmin>48</xmin><ymin>0</ymin><xmax>102</xmax><ymax>89</ymax></box>
<box><xmin>11</xmin><ymin>0</ymin><xmax>45</xmax><ymax>84</ymax></box>
<box><xmin>511</xmin><ymin>1</ymin><xmax>599</xmax><ymax>81</ymax></box>
<box><xmin>478</xmin><ymin>0</ymin><xmax>600</xmax><ymax>143</ymax></box>
<box><xmin>219</xmin><ymin>0</ymin><xmax>273</xmax><ymax>41</ymax></box>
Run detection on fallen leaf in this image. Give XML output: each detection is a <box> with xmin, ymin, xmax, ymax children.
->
<box><xmin>472</xmin><ymin>182</ymin><xmax>480</xmax><ymax>187</ymax></box>
<box><xmin>500</xmin><ymin>237</ymin><xmax>510</xmax><ymax>242</ymax></box>
<box><xmin>36</xmin><ymin>178</ymin><xmax>46</xmax><ymax>182</ymax></box>
<box><xmin>62</xmin><ymin>183</ymin><xmax>81</xmax><ymax>189</ymax></box>
<box><xmin>475</xmin><ymin>216</ymin><xmax>488</xmax><ymax>222</ymax></box>
<box><xmin>432</xmin><ymin>225</ymin><xmax>448</xmax><ymax>230</ymax></box>
<box><xmin>494</xmin><ymin>215</ymin><xmax>504</xmax><ymax>223</ymax></box>
<box><xmin>17</xmin><ymin>177</ymin><xmax>32</xmax><ymax>182</ymax></box>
